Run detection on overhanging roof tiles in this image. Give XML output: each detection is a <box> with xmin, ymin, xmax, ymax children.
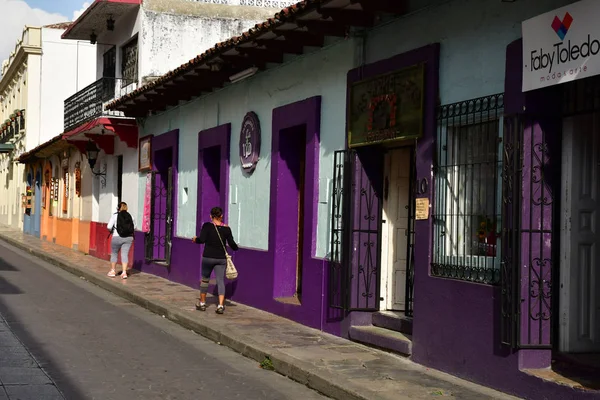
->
<box><xmin>106</xmin><ymin>0</ymin><xmax>401</xmax><ymax>114</ymax></box>
<box><xmin>17</xmin><ymin>134</ymin><xmax>73</xmax><ymax>163</ymax></box>
<box><xmin>62</xmin><ymin>0</ymin><xmax>142</xmax><ymax>40</ymax></box>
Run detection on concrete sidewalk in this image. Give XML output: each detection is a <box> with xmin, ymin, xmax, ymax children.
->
<box><xmin>0</xmin><ymin>225</ymin><xmax>518</xmax><ymax>400</ymax></box>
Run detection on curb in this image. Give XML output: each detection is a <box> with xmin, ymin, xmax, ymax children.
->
<box><xmin>0</xmin><ymin>235</ymin><xmax>374</xmax><ymax>400</ymax></box>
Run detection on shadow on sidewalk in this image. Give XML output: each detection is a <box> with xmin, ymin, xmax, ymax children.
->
<box><xmin>0</xmin><ymin>257</ymin><xmax>86</xmax><ymax>399</ymax></box>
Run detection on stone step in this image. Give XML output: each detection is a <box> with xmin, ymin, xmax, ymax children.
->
<box><xmin>372</xmin><ymin>311</ymin><xmax>413</xmax><ymax>335</ymax></box>
<box><xmin>349</xmin><ymin>325</ymin><xmax>412</xmax><ymax>357</ymax></box>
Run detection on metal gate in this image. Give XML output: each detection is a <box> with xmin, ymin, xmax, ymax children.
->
<box><xmin>501</xmin><ymin>115</ymin><xmax>555</xmax><ymax>349</ymax></box>
<box><xmin>329</xmin><ymin>149</ymin><xmax>382</xmax><ymax>312</ymax></box>
<box><xmin>145</xmin><ymin>167</ymin><xmax>173</xmax><ymax>266</ymax></box>
<box><xmin>500</xmin><ymin>116</ymin><xmax>522</xmax><ymax>348</ymax></box>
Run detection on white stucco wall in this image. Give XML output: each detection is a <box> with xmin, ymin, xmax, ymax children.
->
<box><xmin>39</xmin><ymin>28</ymin><xmax>96</xmax><ymax>146</ymax></box>
<box><xmin>138</xmin><ymin>38</ymin><xmax>355</xmax><ymax>256</ymax></box>
<box><xmin>139</xmin><ymin>10</ymin><xmax>267</xmax><ymax>79</ymax></box>
<box><xmin>367</xmin><ymin>0</ymin><xmax>579</xmax><ymax>105</ymax></box>
<box><xmin>134</xmin><ymin>0</ymin><xmax>582</xmax><ymax>257</ymax></box>
<box><xmin>93</xmin><ymin>142</ymin><xmax>139</xmax><ymax>225</ymax></box>
<box><xmin>24</xmin><ymin>54</ymin><xmax>42</xmax><ymax>153</ymax></box>
<box><xmin>39</xmin><ymin>28</ymin><xmax>96</xmax><ymax>147</ymax></box>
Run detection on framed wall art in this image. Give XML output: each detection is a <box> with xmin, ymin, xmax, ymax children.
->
<box><xmin>138</xmin><ymin>135</ymin><xmax>152</xmax><ymax>172</ymax></box>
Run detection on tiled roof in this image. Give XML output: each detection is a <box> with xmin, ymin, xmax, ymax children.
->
<box><xmin>44</xmin><ymin>22</ymin><xmax>72</xmax><ymax>30</ymax></box>
<box><xmin>16</xmin><ymin>134</ymin><xmax>69</xmax><ymax>163</ymax></box>
<box><xmin>106</xmin><ymin>0</ymin><xmax>330</xmax><ymax>110</ymax></box>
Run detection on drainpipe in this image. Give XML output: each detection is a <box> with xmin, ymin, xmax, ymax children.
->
<box><xmin>321</xmin><ymin>258</ymin><xmax>325</xmax><ymax>332</ymax></box>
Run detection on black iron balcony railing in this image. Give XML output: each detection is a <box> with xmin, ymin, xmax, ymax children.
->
<box><xmin>0</xmin><ymin>111</ymin><xmax>25</xmax><ymax>144</ymax></box>
<box><xmin>64</xmin><ymin>77</ymin><xmax>136</xmax><ymax>132</ymax></box>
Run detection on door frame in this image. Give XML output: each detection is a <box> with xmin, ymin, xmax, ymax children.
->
<box><xmin>559</xmin><ymin>112</ymin><xmax>600</xmax><ymax>353</ymax></box>
<box><xmin>196</xmin><ymin>124</ymin><xmax>231</xmax><ymax>233</ymax></box>
<box><xmin>380</xmin><ymin>145</ymin><xmax>416</xmax><ymax>312</ymax></box>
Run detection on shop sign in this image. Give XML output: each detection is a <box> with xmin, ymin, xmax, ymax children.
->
<box><xmin>348</xmin><ymin>64</ymin><xmax>424</xmax><ymax>148</ymax></box>
<box><xmin>415</xmin><ymin>198</ymin><xmax>429</xmax><ymax>220</ymax></box>
<box><xmin>239</xmin><ymin>111</ymin><xmax>261</xmax><ymax>174</ymax></box>
<box><xmin>75</xmin><ymin>162</ymin><xmax>81</xmax><ymax>197</ymax></box>
<box><xmin>523</xmin><ymin>0</ymin><xmax>600</xmax><ymax>91</ymax></box>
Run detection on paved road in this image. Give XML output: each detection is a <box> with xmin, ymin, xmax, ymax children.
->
<box><xmin>0</xmin><ymin>241</ymin><xmax>327</xmax><ymax>400</ymax></box>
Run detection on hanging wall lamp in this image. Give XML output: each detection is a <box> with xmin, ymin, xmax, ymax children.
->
<box><xmin>107</xmin><ymin>16</ymin><xmax>115</xmax><ymax>31</ymax></box>
<box><xmin>90</xmin><ymin>31</ymin><xmax>97</xmax><ymax>45</ymax></box>
<box><xmin>85</xmin><ymin>140</ymin><xmax>107</xmax><ymax>188</ymax></box>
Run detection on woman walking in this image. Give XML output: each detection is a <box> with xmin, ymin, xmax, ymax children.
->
<box><xmin>192</xmin><ymin>206</ymin><xmax>238</xmax><ymax>314</ymax></box>
<box><xmin>107</xmin><ymin>202</ymin><xmax>135</xmax><ymax>279</ymax></box>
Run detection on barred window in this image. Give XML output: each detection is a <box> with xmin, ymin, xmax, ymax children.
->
<box><xmin>432</xmin><ymin>94</ymin><xmax>504</xmax><ymax>284</ymax></box>
<box><xmin>121</xmin><ymin>37</ymin><xmax>138</xmax><ymax>85</ymax></box>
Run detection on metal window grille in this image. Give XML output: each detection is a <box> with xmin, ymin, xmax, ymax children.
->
<box><xmin>432</xmin><ymin>94</ymin><xmax>504</xmax><ymax>284</ymax></box>
<box><xmin>121</xmin><ymin>38</ymin><xmax>138</xmax><ymax>85</ymax></box>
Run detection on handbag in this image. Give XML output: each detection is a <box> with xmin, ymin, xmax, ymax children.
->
<box><xmin>214</xmin><ymin>224</ymin><xmax>238</xmax><ymax>280</ymax></box>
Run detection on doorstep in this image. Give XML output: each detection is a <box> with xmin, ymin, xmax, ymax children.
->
<box><xmin>0</xmin><ymin>225</ymin><xmax>517</xmax><ymax>400</ymax></box>
<box><xmin>348</xmin><ymin>325</ymin><xmax>412</xmax><ymax>356</ymax></box>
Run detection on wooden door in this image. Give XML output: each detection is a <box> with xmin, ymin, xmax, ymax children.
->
<box><xmin>382</xmin><ymin>148</ymin><xmax>411</xmax><ymax>311</ymax></box>
<box><xmin>560</xmin><ymin>113</ymin><xmax>600</xmax><ymax>352</ymax></box>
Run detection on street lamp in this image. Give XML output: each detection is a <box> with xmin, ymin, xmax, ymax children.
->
<box><xmin>85</xmin><ymin>140</ymin><xmax>106</xmax><ymax>187</ymax></box>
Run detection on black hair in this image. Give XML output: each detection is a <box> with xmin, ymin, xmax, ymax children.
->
<box><xmin>210</xmin><ymin>207</ymin><xmax>223</xmax><ymax>219</ymax></box>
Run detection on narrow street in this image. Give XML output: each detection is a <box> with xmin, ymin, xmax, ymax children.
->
<box><xmin>0</xmin><ymin>241</ymin><xmax>327</xmax><ymax>400</ymax></box>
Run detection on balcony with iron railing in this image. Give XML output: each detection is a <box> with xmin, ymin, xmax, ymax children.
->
<box><xmin>64</xmin><ymin>77</ymin><xmax>137</xmax><ymax>132</ymax></box>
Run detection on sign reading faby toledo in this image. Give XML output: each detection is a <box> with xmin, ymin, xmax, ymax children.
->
<box><xmin>523</xmin><ymin>0</ymin><xmax>600</xmax><ymax>92</ymax></box>
<box><xmin>239</xmin><ymin>111</ymin><xmax>261</xmax><ymax>174</ymax></box>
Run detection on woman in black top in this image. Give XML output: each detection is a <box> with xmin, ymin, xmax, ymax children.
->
<box><xmin>192</xmin><ymin>207</ymin><xmax>238</xmax><ymax>314</ymax></box>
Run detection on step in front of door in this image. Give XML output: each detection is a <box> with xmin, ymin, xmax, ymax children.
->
<box><xmin>349</xmin><ymin>326</ymin><xmax>412</xmax><ymax>357</ymax></box>
<box><xmin>372</xmin><ymin>311</ymin><xmax>413</xmax><ymax>335</ymax></box>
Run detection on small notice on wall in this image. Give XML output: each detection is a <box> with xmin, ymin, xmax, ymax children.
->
<box><xmin>415</xmin><ymin>198</ymin><xmax>430</xmax><ymax>220</ymax></box>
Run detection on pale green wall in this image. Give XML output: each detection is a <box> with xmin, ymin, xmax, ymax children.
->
<box><xmin>138</xmin><ymin>38</ymin><xmax>355</xmax><ymax>257</ymax></box>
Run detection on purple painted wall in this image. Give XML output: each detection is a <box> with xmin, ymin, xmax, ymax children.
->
<box><xmin>136</xmin><ymin>130</ymin><xmax>180</xmax><ymax>274</ymax></box>
<box><xmin>133</xmin><ymin>97</ymin><xmax>339</xmax><ymax>334</ymax></box>
<box><xmin>408</xmin><ymin>38</ymin><xmax>596</xmax><ymax>400</ymax></box>
<box><xmin>197</xmin><ymin>124</ymin><xmax>231</xmax><ymax>230</ymax></box>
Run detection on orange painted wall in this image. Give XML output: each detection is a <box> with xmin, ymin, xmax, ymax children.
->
<box><xmin>42</xmin><ymin>215</ymin><xmax>54</xmax><ymax>242</ymax></box>
<box><xmin>78</xmin><ymin>220</ymin><xmax>91</xmax><ymax>254</ymax></box>
<box><xmin>71</xmin><ymin>218</ymin><xmax>79</xmax><ymax>250</ymax></box>
<box><xmin>55</xmin><ymin>218</ymin><xmax>73</xmax><ymax>248</ymax></box>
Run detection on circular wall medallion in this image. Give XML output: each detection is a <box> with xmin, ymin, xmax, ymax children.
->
<box><xmin>239</xmin><ymin>111</ymin><xmax>261</xmax><ymax>174</ymax></box>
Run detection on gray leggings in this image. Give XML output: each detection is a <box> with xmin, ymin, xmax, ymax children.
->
<box><xmin>110</xmin><ymin>236</ymin><xmax>133</xmax><ymax>263</ymax></box>
<box><xmin>200</xmin><ymin>257</ymin><xmax>226</xmax><ymax>295</ymax></box>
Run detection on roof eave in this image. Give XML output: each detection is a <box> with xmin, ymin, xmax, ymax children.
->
<box><xmin>61</xmin><ymin>0</ymin><xmax>142</xmax><ymax>40</ymax></box>
<box><xmin>106</xmin><ymin>0</ymin><xmax>408</xmax><ymax>116</ymax></box>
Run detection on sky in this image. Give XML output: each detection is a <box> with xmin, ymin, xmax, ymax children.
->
<box><xmin>1</xmin><ymin>0</ymin><xmax>90</xmax><ymax>71</ymax></box>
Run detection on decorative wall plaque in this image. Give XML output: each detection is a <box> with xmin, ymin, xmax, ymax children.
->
<box><xmin>239</xmin><ymin>111</ymin><xmax>261</xmax><ymax>174</ymax></box>
<box><xmin>139</xmin><ymin>136</ymin><xmax>152</xmax><ymax>172</ymax></box>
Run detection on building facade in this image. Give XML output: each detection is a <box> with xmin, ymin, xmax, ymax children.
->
<box><xmin>107</xmin><ymin>0</ymin><xmax>600</xmax><ymax>398</ymax></box>
<box><xmin>16</xmin><ymin>0</ymin><xmax>293</xmax><ymax>259</ymax></box>
<box><xmin>1</xmin><ymin>24</ymin><xmax>96</xmax><ymax>237</ymax></box>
